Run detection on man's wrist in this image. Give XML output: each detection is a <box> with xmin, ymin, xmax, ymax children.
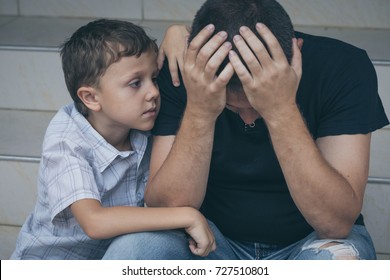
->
<box><xmin>184</xmin><ymin>105</ymin><xmax>220</xmax><ymax>127</ymax></box>
<box><xmin>262</xmin><ymin>104</ymin><xmax>301</xmax><ymax>130</ymax></box>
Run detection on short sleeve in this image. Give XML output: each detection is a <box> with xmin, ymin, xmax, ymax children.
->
<box><xmin>41</xmin><ymin>141</ymin><xmax>101</xmax><ymax>225</ymax></box>
<box><xmin>316</xmin><ymin>49</ymin><xmax>389</xmax><ymax>137</ymax></box>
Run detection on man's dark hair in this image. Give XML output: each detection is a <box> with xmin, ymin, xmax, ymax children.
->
<box><xmin>189</xmin><ymin>0</ymin><xmax>294</xmax><ymax>91</ymax></box>
<box><xmin>60</xmin><ymin>19</ymin><xmax>158</xmax><ymax>115</ymax></box>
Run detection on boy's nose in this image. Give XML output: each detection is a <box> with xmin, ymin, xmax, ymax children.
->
<box><xmin>146</xmin><ymin>84</ymin><xmax>159</xmax><ymax>101</ymax></box>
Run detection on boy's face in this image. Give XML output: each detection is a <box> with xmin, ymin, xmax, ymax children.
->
<box><xmin>94</xmin><ymin>50</ymin><xmax>160</xmax><ymax>132</ymax></box>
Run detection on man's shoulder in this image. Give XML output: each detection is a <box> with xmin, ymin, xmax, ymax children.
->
<box><xmin>296</xmin><ymin>31</ymin><xmax>367</xmax><ymax>58</ymax></box>
<box><xmin>296</xmin><ymin>31</ymin><xmax>372</xmax><ymax>79</ymax></box>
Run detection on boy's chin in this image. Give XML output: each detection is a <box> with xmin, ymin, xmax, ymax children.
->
<box><xmin>135</xmin><ymin>122</ymin><xmax>155</xmax><ymax>132</ymax></box>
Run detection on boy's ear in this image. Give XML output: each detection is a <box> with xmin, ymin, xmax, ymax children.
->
<box><xmin>77</xmin><ymin>86</ymin><xmax>101</xmax><ymax>112</ymax></box>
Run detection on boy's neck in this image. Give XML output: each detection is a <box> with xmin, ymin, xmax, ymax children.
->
<box><xmin>86</xmin><ymin>114</ymin><xmax>133</xmax><ymax>152</ymax></box>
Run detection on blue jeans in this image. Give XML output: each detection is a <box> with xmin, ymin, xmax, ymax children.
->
<box><xmin>102</xmin><ymin>221</ymin><xmax>376</xmax><ymax>260</ymax></box>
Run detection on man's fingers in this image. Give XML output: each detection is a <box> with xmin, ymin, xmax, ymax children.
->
<box><xmin>195</xmin><ymin>31</ymin><xmax>228</xmax><ymax>70</ymax></box>
<box><xmin>297</xmin><ymin>37</ymin><xmax>304</xmax><ymax>51</ymax></box>
<box><xmin>233</xmin><ymin>33</ymin><xmax>263</xmax><ymax>74</ymax></box>
<box><xmin>215</xmin><ymin>62</ymin><xmax>235</xmax><ymax>88</ymax></box>
<box><xmin>228</xmin><ymin>50</ymin><xmax>252</xmax><ymax>85</ymax></box>
<box><xmin>204</xmin><ymin>41</ymin><xmax>232</xmax><ymax>80</ymax></box>
<box><xmin>291</xmin><ymin>38</ymin><xmax>302</xmax><ymax>79</ymax></box>
<box><xmin>255</xmin><ymin>23</ymin><xmax>288</xmax><ymax>64</ymax></box>
<box><xmin>186</xmin><ymin>24</ymin><xmax>215</xmax><ymax>66</ymax></box>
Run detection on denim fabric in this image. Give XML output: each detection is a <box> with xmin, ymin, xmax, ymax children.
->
<box><xmin>102</xmin><ymin>221</ymin><xmax>376</xmax><ymax>260</ymax></box>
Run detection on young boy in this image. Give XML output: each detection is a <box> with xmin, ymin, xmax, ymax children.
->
<box><xmin>10</xmin><ymin>19</ymin><xmax>215</xmax><ymax>260</ymax></box>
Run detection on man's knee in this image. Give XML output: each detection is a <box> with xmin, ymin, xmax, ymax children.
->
<box><xmin>295</xmin><ymin>240</ymin><xmax>360</xmax><ymax>260</ymax></box>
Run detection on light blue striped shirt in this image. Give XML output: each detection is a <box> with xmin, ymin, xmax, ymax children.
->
<box><xmin>11</xmin><ymin>103</ymin><xmax>151</xmax><ymax>259</ymax></box>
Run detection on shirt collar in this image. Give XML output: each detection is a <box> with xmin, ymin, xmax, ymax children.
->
<box><xmin>70</xmin><ymin>104</ymin><xmax>150</xmax><ymax>172</ymax></box>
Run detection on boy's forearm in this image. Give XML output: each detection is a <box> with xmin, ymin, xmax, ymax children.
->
<box><xmin>72</xmin><ymin>199</ymin><xmax>202</xmax><ymax>239</ymax></box>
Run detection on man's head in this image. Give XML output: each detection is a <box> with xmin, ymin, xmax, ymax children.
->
<box><xmin>189</xmin><ymin>0</ymin><xmax>294</xmax><ymax>92</ymax></box>
<box><xmin>60</xmin><ymin>19</ymin><xmax>158</xmax><ymax>116</ymax></box>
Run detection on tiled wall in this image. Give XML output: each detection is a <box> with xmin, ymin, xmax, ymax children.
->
<box><xmin>0</xmin><ymin>0</ymin><xmax>390</xmax><ymax>28</ymax></box>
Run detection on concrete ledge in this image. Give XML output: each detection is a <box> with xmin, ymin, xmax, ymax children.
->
<box><xmin>0</xmin><ymin>16</ymin><xmax>390</xmax><ymax>62</ymax></box>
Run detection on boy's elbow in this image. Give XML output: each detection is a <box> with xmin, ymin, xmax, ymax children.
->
<box><xmin>79</xmin><ymin>217</ymin><xmax>107</xmax><ymax>240</ymax></box>
<box><xmin>82</xmin><ymin>224</ymin><xmax>103</xmax><ymax>240</ymax></box>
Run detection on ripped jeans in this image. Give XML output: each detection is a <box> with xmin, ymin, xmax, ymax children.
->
<box><xmin>103</xmin><ymin>221</ymin><xmax>376</xmax><ymax>260</ymax></box>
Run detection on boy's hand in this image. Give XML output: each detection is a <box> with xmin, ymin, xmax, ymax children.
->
<box><xmin>184</xmin><ymin>209</ymin><xmax>216</xmax><ymax>257</ymax></box>
<box><xmin>183</xmin><ymin>24</ymin><xmax>234</xmax><ymax>122</ymax></box>
<box><xmin>158</xmin><ymin>24</ymin><xmax>190</xmax><ymax>87</ymax></box>
<box><xmin>229</xmin><ymin>23</ymin><xmax>302</xmax><ymax>122</ymax></box>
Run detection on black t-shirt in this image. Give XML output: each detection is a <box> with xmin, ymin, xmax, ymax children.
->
<box><xmin>152</xmin><ymin>31</ymin><xmax>389</xmax><ymax>245</ymax></box>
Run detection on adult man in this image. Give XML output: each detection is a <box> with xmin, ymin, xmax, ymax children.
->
<box><xmin>104</xmin><ymin>0</ymin><xmax>389</xmax><ymax>259</ymax></box>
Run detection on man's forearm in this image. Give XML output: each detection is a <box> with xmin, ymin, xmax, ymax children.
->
<box><xmin>265</xmin><ymin>106</ymin><xmax>363</xmax><ymax>238</ymax></box>
<box><xmin>145</xmin><ymin>110</ymin><xmax>216</xmax><ymax>208</ymax></box>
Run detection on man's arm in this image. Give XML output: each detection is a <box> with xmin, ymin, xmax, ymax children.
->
<box><xmin>146</xmin><ymin>119</ymin><xmax>215</xmax><ymax>209</ymax></box>
<box><xmin>266</xmin><ymin>108</ymin><xmax>370</xmax><ymax>239</ymax></box>
<box><xmin>229</xmin><ymin>23</ymin><xmax>369</xmax><ymax>239</ymax></box>
<box><xmin>145</xmin><ymin>24</ymin><xmax>234</xmax><ymax>208</ymax></box>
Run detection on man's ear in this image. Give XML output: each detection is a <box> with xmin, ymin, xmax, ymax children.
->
<box><xmin>77</xmin><ymin>86</ymin><xmax>101</xmax><ymax>112</ymax></box>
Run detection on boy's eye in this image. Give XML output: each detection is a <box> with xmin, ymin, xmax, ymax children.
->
<box><xmin>128</xmin><ymin>80</ymin><xmax>141</xmax><ymax>88</ymax></box>
<box><xmin>152</xmin><ymin>77</ymin><xmax>159</xmax><ymax>86</ymax></box>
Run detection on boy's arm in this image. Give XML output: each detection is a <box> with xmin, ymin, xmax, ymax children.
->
<box><xmin>157</xmin><ymin>24</ymin><xmax>190</xmax><ymax>87</ymax></box>
<box><xmin>70</xmin><ymin>199</ymin><xmax>215</xmax><ymax>256</ymax></box>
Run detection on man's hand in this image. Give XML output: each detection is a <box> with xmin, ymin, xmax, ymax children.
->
<box><xmin>183</xmin><ymin>24</ymin><xmax>234</xmax><ymax>122</ymax></box>
<box><xmin>229</xmin><ymin>23</ymin><xmax>302</xmax><ymax>122</ymax></box>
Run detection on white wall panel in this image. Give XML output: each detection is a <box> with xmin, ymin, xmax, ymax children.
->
<box><xmin>144</xmin><ymin>0</ymin><xmax>202</xmax><ymax>21</ymax></box>
<box><xmin>363</xmin><ymin>183</ymin><xmax>390</xmax><ymax>254</ymax></box>
<box><xmin>279</xmin><ymin>0</ymin><xmax>390</xmax><ymax>29</ymax></box>
<box><xmin>376</xmin><ymin>66</ymin><xmax>390</xmax><ymax>120</ymax></box>
<box><xmin>0</xmin><ymin>0</ymin><xmax>17</xmax><ymax>15</ymax></box>
<box><xmin>0</xmin><ymin>161</ymin><xmax>38</xmax><ymax>226</ymax></box>
<box><xmin>0</xmin><ymin>50</ymin><xmax>70</xmax><ymax>111</ymax></box>
<box><xmin>19</xmin><ymin>0</ymin><xmax>142</xmax><ymax>20</ymax></box>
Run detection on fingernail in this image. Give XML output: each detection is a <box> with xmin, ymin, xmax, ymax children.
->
<box><xmin>229</xmin><ymin>50</ymin><xmax>236</xmax><ymax>58</ymax></box>
<box><xmin>206</xmin><ymin>24</ymin><xmax>215</xmax><ymax>31</ymax></box>
<box><xmin>233</xmin><ymin>35</ymin><xmax>242</xmax><ymax>42</ymax></box>
<box><xmin>256</xmin><ymin>23</ymin><xmax>265</xmax><ymax>29</ymax></box>
<box><xmin>240</xmin><ymin>26</ymin><xmax>249</xmax><ymax>33</ymax></box>
<box><xmin>223</xmin><ymin>42</ymin><xmax>232</xmax><ymax>49</ymax></box>
<box><xmin>218</xmin><ymin>31</ymin><xmax>227</xmax><ymax>38</ymax></box>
